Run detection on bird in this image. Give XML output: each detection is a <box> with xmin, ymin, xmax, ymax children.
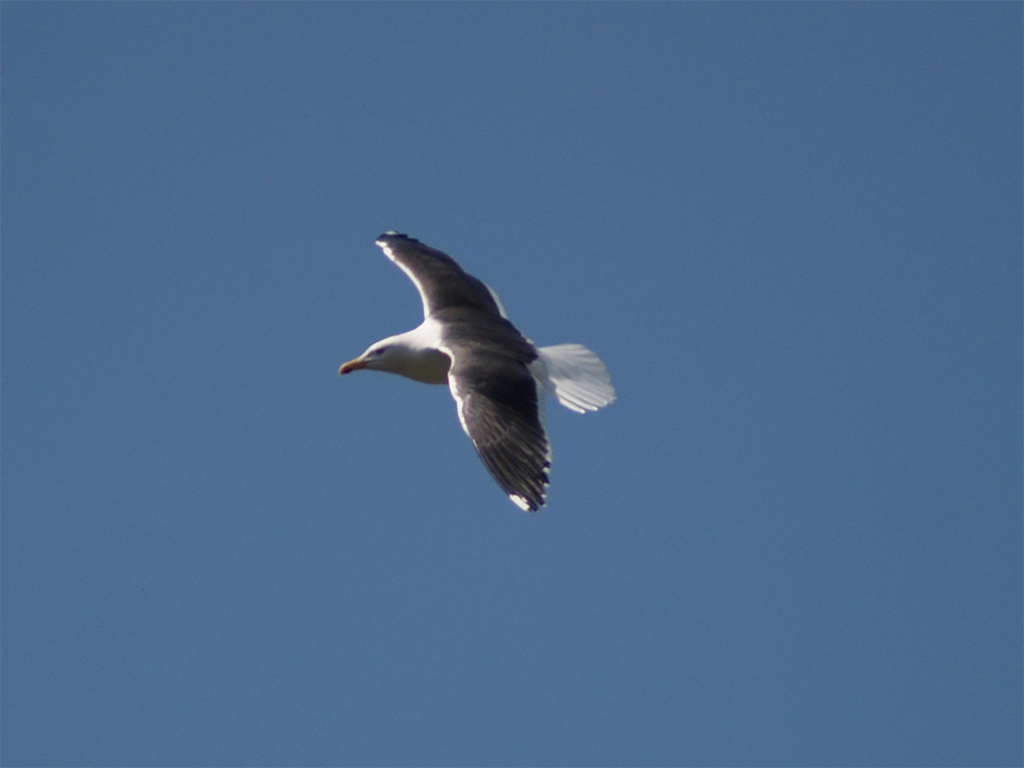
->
<box><xmin>338</xmin><ymin>232</ymin><xmax>615</xmax><ymax>511</ymax></box>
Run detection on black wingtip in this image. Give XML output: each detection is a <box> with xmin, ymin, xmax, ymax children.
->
<box><xmin>377</xmin><ymin>231</ymin><xmax>416</xmax><ymax>242</ymax></box>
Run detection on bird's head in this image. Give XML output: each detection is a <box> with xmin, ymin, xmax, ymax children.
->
<box><xmin>338</xmin><ymin>327</ymin><xmax>451</xmax><ymax>384</ymax></box>
<box><xmin>338</xmin><ymin>340</ymin><xmax>397</xmax><ymax>375</ymax></box>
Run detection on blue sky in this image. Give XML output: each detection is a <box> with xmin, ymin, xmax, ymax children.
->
<box><xmin>2</xmin><ymin>3</ymin><xmax>1021</xmax><ymax>766</ymax></box>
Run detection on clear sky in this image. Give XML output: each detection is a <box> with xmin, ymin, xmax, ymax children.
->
<box><xmin>2</xmin><ymin>3</ymin><xmax>1021</xmax><ymax>766</ymax></box>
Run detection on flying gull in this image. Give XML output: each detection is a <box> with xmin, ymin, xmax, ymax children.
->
<box><xmin>339</xmin><ymin>232</ymin><xmax>615</xmax><ymax>511</ymax></box>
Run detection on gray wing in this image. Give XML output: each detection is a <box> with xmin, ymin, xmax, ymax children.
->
<box><xmin>375</xmin><ymin>232</ymin><xmax>505</xmax><ymax>319</ymax></box>
<box><xmin>446</xmin><ymin>346</ymin><xmax>551</xmax><ymax>512</ymax></box>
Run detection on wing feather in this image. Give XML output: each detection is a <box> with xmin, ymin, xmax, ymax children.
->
<box><xmin>375</xmin><ymin>232</ymin><xmax>505</xmax><ymax>319</ymax></box>
<box><xmin>447</xmin><ymin>347</ymin><xmax>551</xmax><ymax>512</ymax></box>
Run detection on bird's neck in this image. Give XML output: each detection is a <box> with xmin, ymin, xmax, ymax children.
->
<box><xmin>379</xmin><ymin>322</ymin><xmax>451</xmax><ymax>384</ymax></box>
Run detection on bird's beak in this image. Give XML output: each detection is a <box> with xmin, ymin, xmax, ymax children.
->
<box><xmin>338</xmin><ymin>357</ymin><xmax>369</xmax><ymax>375</ymax></box>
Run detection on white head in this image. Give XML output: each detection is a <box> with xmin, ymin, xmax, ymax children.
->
<box><xmin>338</xmin><ymin>328</ymin><xmax>451</xmax><ymax>384</ymax></box>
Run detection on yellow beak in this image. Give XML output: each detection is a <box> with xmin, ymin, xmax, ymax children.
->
<box><xmin>338</xmin><ymin>358</ymin><xmax>369</xmax><ymax>375</ymax></box>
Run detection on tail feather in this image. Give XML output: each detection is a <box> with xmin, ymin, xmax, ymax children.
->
<box><xmin>534</xmin><ymin>344</ymin><xmax>616</xmax><ymax>414</ymax></box>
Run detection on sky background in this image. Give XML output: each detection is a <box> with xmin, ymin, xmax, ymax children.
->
<box><xmin>2</xmin><ymin>4</ymin><xmax>1021</xmax><ymax>767</ymax></box>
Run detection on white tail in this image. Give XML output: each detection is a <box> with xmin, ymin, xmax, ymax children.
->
<box><xmin>533</xmin><ymin>343</ymin><xmax>616</xmax><ymax>414</ymax></box>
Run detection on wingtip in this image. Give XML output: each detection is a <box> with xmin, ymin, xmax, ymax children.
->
<box><xmin>510</xmin><ymin>493</ymin><xmax>545</xmax><ymax>513</ymax></box>
<box><xmin>376</xmin><ymin>231</ymin><xmax>414</xmax><ymax>243</ymax></box>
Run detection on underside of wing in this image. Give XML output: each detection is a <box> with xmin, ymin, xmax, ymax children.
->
<box><xmin>447</xmin><ymin>349</ymin><xmax>551</xmax><ymax>512</ymax></box>
<box><xmin>375</xmin><ymin>232</ymin><xmax>505</xmax><ymax>319</ymax></box>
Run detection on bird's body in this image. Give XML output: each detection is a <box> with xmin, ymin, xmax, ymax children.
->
<box><xmin>339</xmin><ymin>232</ymin><xmax>615</xmax><ymax>511</ymax></box>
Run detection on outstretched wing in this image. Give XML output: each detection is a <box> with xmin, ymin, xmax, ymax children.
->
<box><xmin>446</xmin><ymin>345</ymin><xmax>551</xmax><ymax>512</ymax></box>
<box><xmin>375</xmin><ymin>232</ymin><xmax>507</xmax><ymax>319</ymax></box>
